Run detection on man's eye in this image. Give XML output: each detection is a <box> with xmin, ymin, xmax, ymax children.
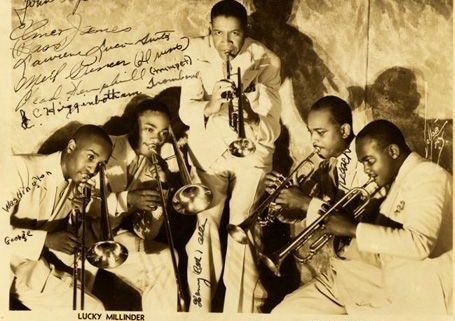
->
<box><xmin>213</xmin><ymin>31</ymin><xmax>222</xmax><ymax>36</ymax></box>
<box><xmin>88</xmin><ymin>154</ymin><xmax>94</xmax><ymax>161</ymax></box>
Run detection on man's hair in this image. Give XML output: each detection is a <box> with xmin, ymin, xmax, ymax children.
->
<box><xmin>211</xmin><ymin>0</ymin><xmax>248</xmax><ymax>30</ymax></box>
<box><xmin>357</xmin><ymin>119</ymin><xmax>410</xmax><ymax>152</ymax></box>
<box><xmin>128</xmin><ymin>98</ymin><xmax>171</xmax><ymax>148</ymax></box>
<box><xmin>309</xmin><ymin>95</ymin><xmax>353</xmax><ymax>127</ymax></box>
<box><xmin>72</xmin><ymin>124</ymin><xmax>112</xmax><ymax>149</ymax></box>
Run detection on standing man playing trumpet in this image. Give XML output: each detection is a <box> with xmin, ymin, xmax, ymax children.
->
<box><xmin>5</xmin><ymin>125</ymin><xmax>112</xmax><ymax>310</ymax></box>
<box><xmin>179</xmin><ymin>0</ymin><xmax>281</xmax><ymax>312</ymax></box>
<box><xmin>90</xmin><ymin>97</ymin><xmax>179</xmax><ymax>312</ymax></box>
<box><xmin>273</xmin><ymin>119</ymin><xmax>453</xmax><ymax>314</ymax></box>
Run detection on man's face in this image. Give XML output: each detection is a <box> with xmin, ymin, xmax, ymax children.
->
<box><xmin>356</xmin><ymin>138</ymin><xmax>397</xmax><ymax>187</ymax></box>
<box><xmin>307</xmin><ymin>109</ymin><xmax>346</xmax><ymax>159</ymax></box>
<box><xmin>66</xmin><ymin>137</ymin><xmax>112</xmax><ymax>184</ymax></box>
<box><xmin>136</xmin><ymin>110</ymin><xmax>170</xmax><ymax>158</ymax></box>
<box><xmin>210</xmin><ymin>15</ymin><xmax>245</xmax><ymax>60</ymax></box>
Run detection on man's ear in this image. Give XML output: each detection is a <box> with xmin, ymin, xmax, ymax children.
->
<box><xmin>66</xmin><ymin>139</ymin><xmax>77</xmax><ymax>154</ymax></box>
<box><xmin>387</xmin><ymin>144</ymin><xmax>400</xmax><ymax>159</ymax></box>
<box><xmin>340</xmin><ymin>123</ymin><xmax>352</xmax><ymax>139</ymax></box>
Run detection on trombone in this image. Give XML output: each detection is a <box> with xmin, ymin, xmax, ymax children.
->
<box><xmin>149</xmin><ymin>151</ymin><xmax>188</xmax><ymax>312</ymax></box>
<box><xmin>227</xmin><ymin>148</ymin><xmax>320</xmax><ymax>245</ymax></box>
<box><xmin>72</xmin><ymin>185</ymin><xmax>91</xmax><ymax>310</ymax></box>
<box><xmin>169</xmin><ymin>126</ymin><xmax>213</xmax><ymax>215</ymax></box>
<box><xmin>86</xmin><ymin>163</ymin><xmax>129</xmax><ymax>269</ymax></box>
<box><xmin>225</xmin><ymin>53</ymin><xmax>256</xmax><ymax>157</ymax></box>
<box><xmin>259</xmin><ymin>179</ymin><xmax>379</xmax><ymax>277</ymax></box>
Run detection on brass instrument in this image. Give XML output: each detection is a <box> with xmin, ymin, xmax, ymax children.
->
<box><xmin>72</xmin><ymin>185</ymin><xmax>91</xmax><ymax>310</ymax></box>
<box><xmin>86</xmin><ymin>163</ymin><xmax>129</xmax><ymax>269</ymax></box>
<box><xmin>149</xmin><ymin>152</ymin><xmax>188</xmax><ymax>312</ymax></box>
<box><xmin>226</xmin><ymin>148</ymin><xmax>320</xmax><ymax>245</ymax></box>
<box><xmin>225</xmin><ymin>53</ymin><xmax>256</xmax><ymax>157</ymax></box>
<box><xmin>169</xmin><ymin>126</ymin><xmax>213</xmax><ymax>215</ymax></box>
<box><xmin>259</xmin><ymin>179</ymin><xmax>379</xmax><ymax>277</ymax></box>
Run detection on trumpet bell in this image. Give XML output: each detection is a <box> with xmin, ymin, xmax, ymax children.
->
<box><xmin>226</xmin><ymin>223</ymin><xmax>249</xmax><ymax>244</ymax></box>
<box><xmin>258</xmin><ymin>252</ymin><xmax>282</xmax><ymax>277</ymax></box>
<box><xmin>172</xmin><ymin>184</ymin><xmax>213</xmax><ymax>215</ymax></box>
<box><xmin>86</xmin><ymin>241</ymin><xmax>128</xmax><ymax>269</ymax></box>
<box><xmin>229</xmin><ymin>138</ymin><xmax>256</xmax><ymax>157</ymax></box>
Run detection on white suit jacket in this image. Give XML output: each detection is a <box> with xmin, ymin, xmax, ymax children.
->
<box><xmin>335</xmin><ymin>152</ymin><xmax>453</xmax><ymax>313</ymax></box>
<box><xmin>3</xmin><ymin>152</ymin><xmax>71</xmax><ymax>291</ymax></box>
<box><xmin>179</xmin><ymin>36</ymin><xmax>281</xmax><ymax>170</ymax></box>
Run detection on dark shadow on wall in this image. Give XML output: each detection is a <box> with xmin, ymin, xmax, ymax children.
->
<box><xmin>249</xmin><ymin>0</ymin><xmax>337</xmax><ymax>123</ymax></box>
<box><xmin>348</xmin><ymin>66</ymin><xmax>453</xmax><ymax>173</ymax></box>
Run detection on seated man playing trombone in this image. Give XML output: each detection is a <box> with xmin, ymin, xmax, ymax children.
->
<box><xmin>272</xmin><ymin>119</ymin><xmax>453</xmax><ymax>314</ymax></box>
<box><xmin>87</xmin><ymin>97</ymin><xmax>181</xmax><ymax>312</ymax></box>
<box><xmin>5</xmin><ymin>125</ymin><xmax>112</xmax><ymax>310</ymax></box>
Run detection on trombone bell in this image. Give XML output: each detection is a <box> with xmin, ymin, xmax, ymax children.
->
<box><xmin>86</xmin><ymin>240</ymin><xmax>128</xmax><ymax>269</ymax></box>
<box><xmin>172</xmin><ymin>184</ymin><xmax>213</xmax><ymax>215</ymax></box>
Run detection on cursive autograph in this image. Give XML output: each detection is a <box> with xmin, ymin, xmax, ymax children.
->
<box><xmin>4</xmin><ymin>230</ymin><xmax>33</xmax><ymax>245</ymax></box>
<box><xmin>338</xmin><ymin>148</ymin><xmax>352</xmax><ymax>189</ymax></box>
<box><xmin>2</xmin><ymin>171</ymin><xmax>52</xmax><ymax>213</ymax></box>
<box><xmin>191</xmin><ymin>218</ymin><xmax>212</xmax><ymax>308</ymax></box>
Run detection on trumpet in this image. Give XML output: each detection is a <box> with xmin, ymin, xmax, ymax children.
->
<box><xmin>259</xmin><ymin>179</ymin><xmax>379</xmax><ymax>277</ymax></box>
<box><xmin>86</xmin><ymin>163</ymin><xmax>129</xmax><ymax>269</ymax></box>
<box><xmin>226</xmin><ymin>148</ymin><xmax>320</xmax><ymax>245</ymax></box>
<box><xmin>225</xmin><ymin>53</ymin><xmax>256</xmax><ymax>157</ymax></box>
<box><xmin>169</xmin><ymin>126</ymin><xmax>213</xmax><ymax>215</ymax></box>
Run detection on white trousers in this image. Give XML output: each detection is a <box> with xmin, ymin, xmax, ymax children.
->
<box><xmin>273</xmin><ymin>252</ymin><xmax>453</xmax><ymax>315</ymax></box>
<box><xmin>186</xmin><ymin>155</ymin><xmax>270</xmax><ymax>312</ymax></box>
<box><xmin>12</xmin><ymin>265</ymin><xmax>104</xmax><ymax>311</ymax></box>
<box><xmin>113</xmin><ymin>231</ymin><xmax>178</xmax><ymax>313</ymax></box>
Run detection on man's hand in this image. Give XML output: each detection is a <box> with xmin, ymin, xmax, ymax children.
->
<box><xmin>241</xmin><ymin>94</ymin><xmax>259</xmax><ymax>125</ymax></box>
<box><xmin>71</xmin><ymin>179</ymin><xmax>95</xmax><ymax>212</ymax></box>
<box><xmin>205</xmin><ymin>80</ymin><xmax>235</xmax><ymax>117</ymax></box>
<box><xmin>44</xmin><ymin>231</ymin><xmax>80</xmax><ymax>254</ymax></box>
<box><xmin>324</xmin><ymin>213</ymin><xmax>357</xmax><ymax>237</ymax></box>
<box><xmin>274</xmin><ymin>186</ymin><xmax>311</xmax><ymax>212</ymax></box>
<box><xmin>264</xmin><ymin>171</ymin><xmax>286</xmax><ymax>194</ymax></box>
<box><xmin>127</xmin><ymin>189</ymin><xmax>162</xmax><ymax>211</ymax></box>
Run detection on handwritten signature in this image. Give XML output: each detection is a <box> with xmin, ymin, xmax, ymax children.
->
<box><xmin>2</xmin><ymin>171</ymin><xmax>52</xmax><ymax>213</ymax></box>
<box><xmin>4</xmin><ymin>230</ymin><xmax>33</xmax><ymax>245</ymax></box>
<box><xmin>338</xmin><ymin>148</ymin><xmax>352</xmax><ymax>188</ymax></box>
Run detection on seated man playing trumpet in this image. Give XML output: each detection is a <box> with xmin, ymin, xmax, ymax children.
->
<box><xmin>272</xmin><ymin>119</ymin><xmax>453</xmax><ymax>314</ymax></box>
<box><xmin>263</xmin><ymin>96</ymin><xmax>380</xmax><ymax>309</ymax></box>
<box><xmin>88</xmin><ymin>98</ymin><xmax>179</xmax><ymax>312</ymax></box>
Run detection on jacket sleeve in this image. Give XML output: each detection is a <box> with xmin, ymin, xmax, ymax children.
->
<box><xmin>356</xmin><ymin>164</ymin><xmax>452</xmax><ymax>260</ymax></box>
<box><xmin>179</xmin><ymin>40</ymin><xmax>208</xmax><ymax>130</ymax></box>
<box><xmin>246</xmin><ymin>52</ymin><xmax>282</xmax><ymax>144</ymax></box>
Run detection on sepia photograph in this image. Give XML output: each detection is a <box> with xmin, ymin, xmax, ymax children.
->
<box><xmin>0</xmin><ymin>0</ymin><xmax>453</xmax><ymax>321</ymax></box>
